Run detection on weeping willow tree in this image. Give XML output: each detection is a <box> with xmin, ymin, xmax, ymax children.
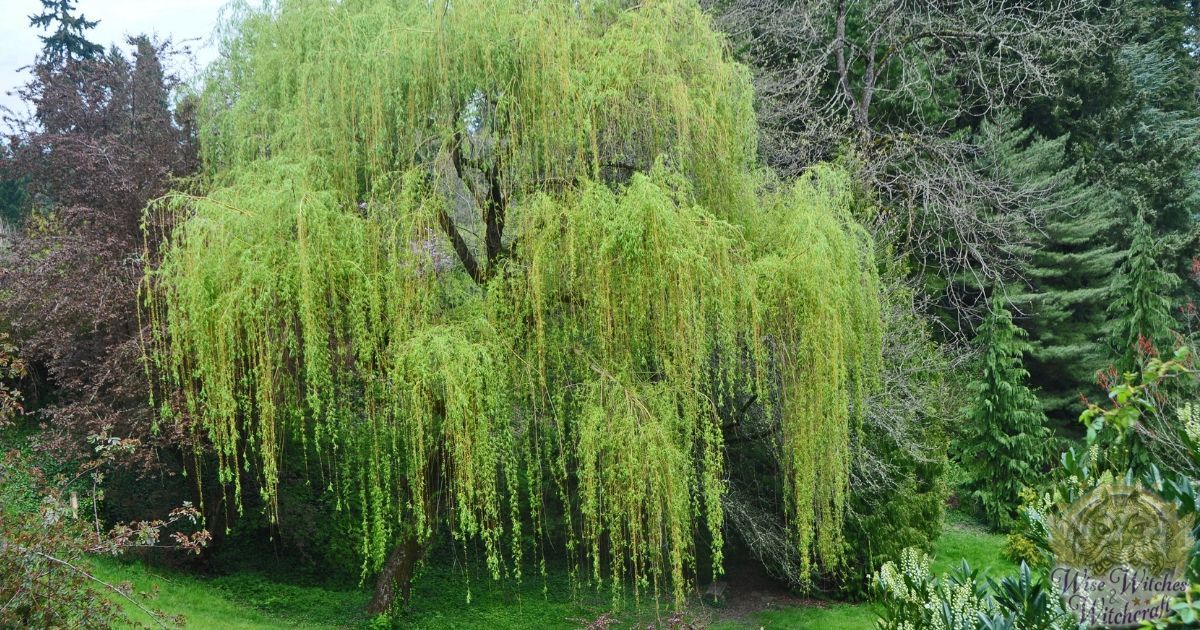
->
<box><xmin>143</xmin><ymin>0</ymin><xmax>882</xmax><ymax>611</ymax></box>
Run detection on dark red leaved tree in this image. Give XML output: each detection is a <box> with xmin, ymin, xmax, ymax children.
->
<box><xmin>1</xmin><ymin>37</ymin><xmax>198</xmax><ymax>471</ymax></box>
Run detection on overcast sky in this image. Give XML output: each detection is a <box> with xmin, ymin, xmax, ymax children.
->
<box><xmin>1</xmin><ymin>0</ymin><xmax>239</xmax><ymax>122</ymax></box>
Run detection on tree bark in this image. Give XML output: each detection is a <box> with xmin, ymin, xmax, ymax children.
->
<box><xmin>366</xmin><ymin>420</ymin><xmax>444</xmax><ymax>614</ymax></box>
<box><xmin>366</xmin><ymin>535</ymin><xmax>423</xmax><ymax>614</ymax></box>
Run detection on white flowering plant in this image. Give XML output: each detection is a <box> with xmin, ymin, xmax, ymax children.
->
<box><xmin>873</xmin><ymin>547</ymin><xmax>1079</xmax><ymax>630</ymax></box>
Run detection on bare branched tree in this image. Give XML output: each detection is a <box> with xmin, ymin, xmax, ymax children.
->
<box><xmin>711</xmin><ymin>0</ymin><xmax>1111</xmax><ymax>323</ymax></box>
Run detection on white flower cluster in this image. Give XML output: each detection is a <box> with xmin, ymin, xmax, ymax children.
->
<box><xmin>875</xmin><ymin>547</ymin><xmax>988</xmax><ymax>629</ymax></box>
<box><xmin>928</xmin><ymin>581</ymin><xmax>987</xmax><ymax>630</ymax></box>
<box><xmin>874</xmin><ymin>545</ymin><xmax>1081</xmax><ymax>630</ymax></box>
<box><xmin>1179</xmin><ymin>402</ymin><xmax>1200</xmax><ymax>444</ymax></box>
<box><xmin>877</xmin><ymin>547</ymin><xmax>931</xmax><ymax>604</ymax></box>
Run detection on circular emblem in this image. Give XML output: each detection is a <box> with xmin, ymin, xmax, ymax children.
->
<box><xmin>1049</xmin><ymin>483</ymin><xmax>1193</xmax><ymax>627</ymax></box>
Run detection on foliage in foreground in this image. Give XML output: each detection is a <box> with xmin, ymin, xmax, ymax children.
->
<box><xmin>0</xmin><ymin>445</ymin><xmax>212</xmax><ymax>629</ymax></box>
<box><xmin>0</xmin><ymin>448</ymin><xmax>207</xmax><ymax>629</ymax></box>
<box><xmin>911</xmin><ymin>351</ymin><xmax>1200</xmax><ymax>628</ymax></box>
<box><xmin>0</xmin><ymin>339</ymin><xmax>209</xmax><ymax>628</ymax></box>
<box><xmin>873</xmin><ymin>548</ymin><xmax>1077</xmax><ymax>630</ymax></box>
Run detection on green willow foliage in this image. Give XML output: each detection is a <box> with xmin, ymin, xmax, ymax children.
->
<box><xmin>142</xmin><ymin>0</ymin><xmax>882</xmax><ymax>605</ymax></box>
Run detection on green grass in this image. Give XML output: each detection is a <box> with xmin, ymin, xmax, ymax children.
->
<box><xmin>88</xmin><ymin>557</ymin><xmax>367</xmax><ymax>629</ymax></box>
<box><xmin>930</xmin><ymin>512</ymin><xmax>1018</xmax><ymax>578</ymax></box>
<box><xmin>387</xmin><ymin>559</ymin><xmax>607</xmax><ymax>629</ymax></box>
<box><xmin>711</xmin><ymin>603</ymin><xmax>881</xmax><ymax>630</ymax></box>
<box><xmin>89</xmin><ymin>511</ymin><xmax>1015</xmax><ymax>629</ymax></box>
<box><xmin>711</xmin><ymin>511</ymin><xmax>1015</xmax><ymax>629</ymax></box>
<box><xmin>89</xmin><ymin>555</ymin><xmax>627</xmax><ymax>628</ymax></box>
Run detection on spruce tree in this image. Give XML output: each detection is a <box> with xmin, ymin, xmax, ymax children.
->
<box><xmin>1008</xmin><ymin>0</ymin><xmax>1199</xmax><ymax>423</ymax></box>
<box><xmin>1027</xmin><ymin>0</ymin><xmax>1200</xmax><ymax>321</ymax></box>
<box><xmin>961</xmin><ymin>304</ymin><xmax>1050</xmax><ymax>530</ymax></box>
<box><xmin>28</xmin><ymin>0</ymin><xmax>103</xmax><ymax>67</ymax></box>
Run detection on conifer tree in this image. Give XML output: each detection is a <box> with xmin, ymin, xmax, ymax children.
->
<box><xmin>28</xmin><ymin>0</ymin><xmax>103</xmax><ymax>67</ymax></box>
<box><xmin>1027</xmin><ymin>0</ymin><xmax>1200</xmax><ymax>318</ymax></box>
<box><xmin>1108</xmin><ymin>217</ymin><xmax>1179</xmax><ymax>372</ymax></box>
<box><xmin>981</xmin><ymin>118</ymin><xmax>1123</xmax><ymax>425</ymax></box>
<box><xmin>961</xmin><ymin>304</ymin><xmax>1050</xmax><ymax>530</ymax></box>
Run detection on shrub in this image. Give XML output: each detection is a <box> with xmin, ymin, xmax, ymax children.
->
<box><xmin>0</xmin><ymin>447</ymin><xmax>209</xmax><ymax>628</ymax></box>
<box><xmin>873</xmin><ymin>547</ymin><xmax>1076</xmax><ymax>630</ymax></box>
<box><xmin>839</xmin><ymin>272</ymin><xmax>953</xmax><ymax>595</ymax></box>
<box><xmin>1008</xmin><ymin>349</ymin><xmax>1200</xmax><ymax>627</ymax></box>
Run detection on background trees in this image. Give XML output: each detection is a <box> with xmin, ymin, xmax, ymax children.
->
<box><xmin>710</xmin><ymin>0</ymin><xmax>1109</xmax><ymax>322</ymax></box>
<box><xmin>992</xmin><ymin>121</ymin><xmax>1120</xmax><ymax>425</ymax></box>
<box><xmin>0</xmin><ymin>0</ymin><xmax>1197</xmax><ymax>622</ymax></box>
<box><xmin>1108</xmin><ymin>218</ymin><xmax>1180</xmax><ymax>372</ymax></box>
<box><xmin>1</xmin><ymin>6</ymin><xmax>197</xmax><ymax>479</ymax></box>
<box><xmin>717</xmin><ymin>0</ymin><xmax>1200</xmax><ymax>535</ymax></box>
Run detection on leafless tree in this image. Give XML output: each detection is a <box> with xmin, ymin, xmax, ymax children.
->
<box><xmin>711</xmin><ymin>0</ymin><xmax>1111</xmax><ymax>323</ymax></box>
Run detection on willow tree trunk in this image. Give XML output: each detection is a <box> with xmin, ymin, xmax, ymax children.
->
<box><xmin>367</xmin><ymin>536</ymin><xmax>423</xmax><ymax>613</ymax></box>
<box><xmin>366</xmin><ymin>418</ymin><xmax>444</xmax><ymax>614</ymax></box>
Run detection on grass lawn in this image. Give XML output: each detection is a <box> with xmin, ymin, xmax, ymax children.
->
<box><xmin>930</xmin><ymin>512</ymin><xmax>1018</xmax><ymax>578</ymax></box>
<box><xmin>88</xmin><ymin>557</ymin><xmax>367</xmax><ymax>629</ymax></box>
<box><xmin>91</xmin><ymin>511</ymin><xmax>1012</xmax><ymax>628</ymax></box>
<box><xmin>711</xmin><ymin>602</ymin><xmax>881</xmax><ymax>630</ymax></box>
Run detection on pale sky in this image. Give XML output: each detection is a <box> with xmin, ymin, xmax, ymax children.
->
<box><xmin>0</xmin><ymin>0</ymin><xmax>242</xmax><ymax>125</ymax></box>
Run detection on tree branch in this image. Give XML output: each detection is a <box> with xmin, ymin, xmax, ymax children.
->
<box><xmin>482</xmin><ymin>161</ymin><xmax>506</xmax><ymax>270</ymax></box>
<box><xmin>835</xmin><ymin>0</ymin><xmax>860</xmax><ymax>119</ymax></box>
<box><xmin>437</xmin><ymin>205</ymin><xmax>482</xmax><ymax>284</ymax></box>
<box><xmin>31</xmin><ymin>550</ymin><xmax>168</xmax><ymax>628</ymax></box>
<box><xmin>445</xmin><ymin>115</ymin><xmax>485</xmax><ymax>285</ymax></box>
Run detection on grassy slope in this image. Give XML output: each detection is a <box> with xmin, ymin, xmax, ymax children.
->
<box><xmin>90</xmin><ymin>556</ymin><xmax>613</xmax><ymax>629</ymax></box>
<box><xmin>89</xmin><ymin>558</ymin><xmax>368</xmax><ymax>629</ymax></box>
<box><xmin>92</xmin><ymin>511</ymin><xmax>1013</xmax><ymax>629</ymax></box>
<box><xmin>931</xmin><ymin>512</ymin><xmax>1018</xmax><ymax>578</ymax></box>
<box><xmin>721</xmin><ymin>603</ymin><xmax>881</xmax><ymax>630</ymax></box>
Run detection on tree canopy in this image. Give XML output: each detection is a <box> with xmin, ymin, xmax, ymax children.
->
<box><xmin>143</xmin><ymin>0</ymin><xmax>883</xmax><ymax>607</ymax></box>
<box><xmin>28</xmin><ymin>0</ymin><xmax>103</xmax><ymax>66</ymax></box>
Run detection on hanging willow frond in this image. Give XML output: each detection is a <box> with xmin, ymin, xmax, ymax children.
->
<box><xmin>142</xmin><ymin>0</ymin><xmax>882</xmax><ymax>606</ymax></box>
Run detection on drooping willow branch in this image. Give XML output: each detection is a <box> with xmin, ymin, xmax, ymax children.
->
<box><xmin>142</xmin><ymin>0</ymin><xmax>883</xmax><ymax>607</ymax></box>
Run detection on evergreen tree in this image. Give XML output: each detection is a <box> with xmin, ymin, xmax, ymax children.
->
<box><xmin>1008</xmin><ymin>0</ymin><xmax>1199</xmax><ymax>421</ymax></box>
<box><xmin>130</xmin><ymin>36</ymin><xmax>171</xmax><ymax>138</ymax></box>
<box><xmin>980</xmin><ymin>118</ymin><xmax>1123</xmax><ymax>425</ymax></box>
<box><xmin>961</xmin><ymin>305</ymin><xmax>1050</xmax><ymax>530</ymax></box>
<box><xmin>28</xmin><ymin>0</ymin><xmax>103</xmax><ymax>67</ymax></box>
<box><xmin>1026</xmin><ymin>0</ymin><xmax>1200</xmax><ymax>317</ymax></box>
<box><xmin>1107</xmin><ymin>217</ymin><xmax>1179</xmax><ymax>372</ymax></box>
